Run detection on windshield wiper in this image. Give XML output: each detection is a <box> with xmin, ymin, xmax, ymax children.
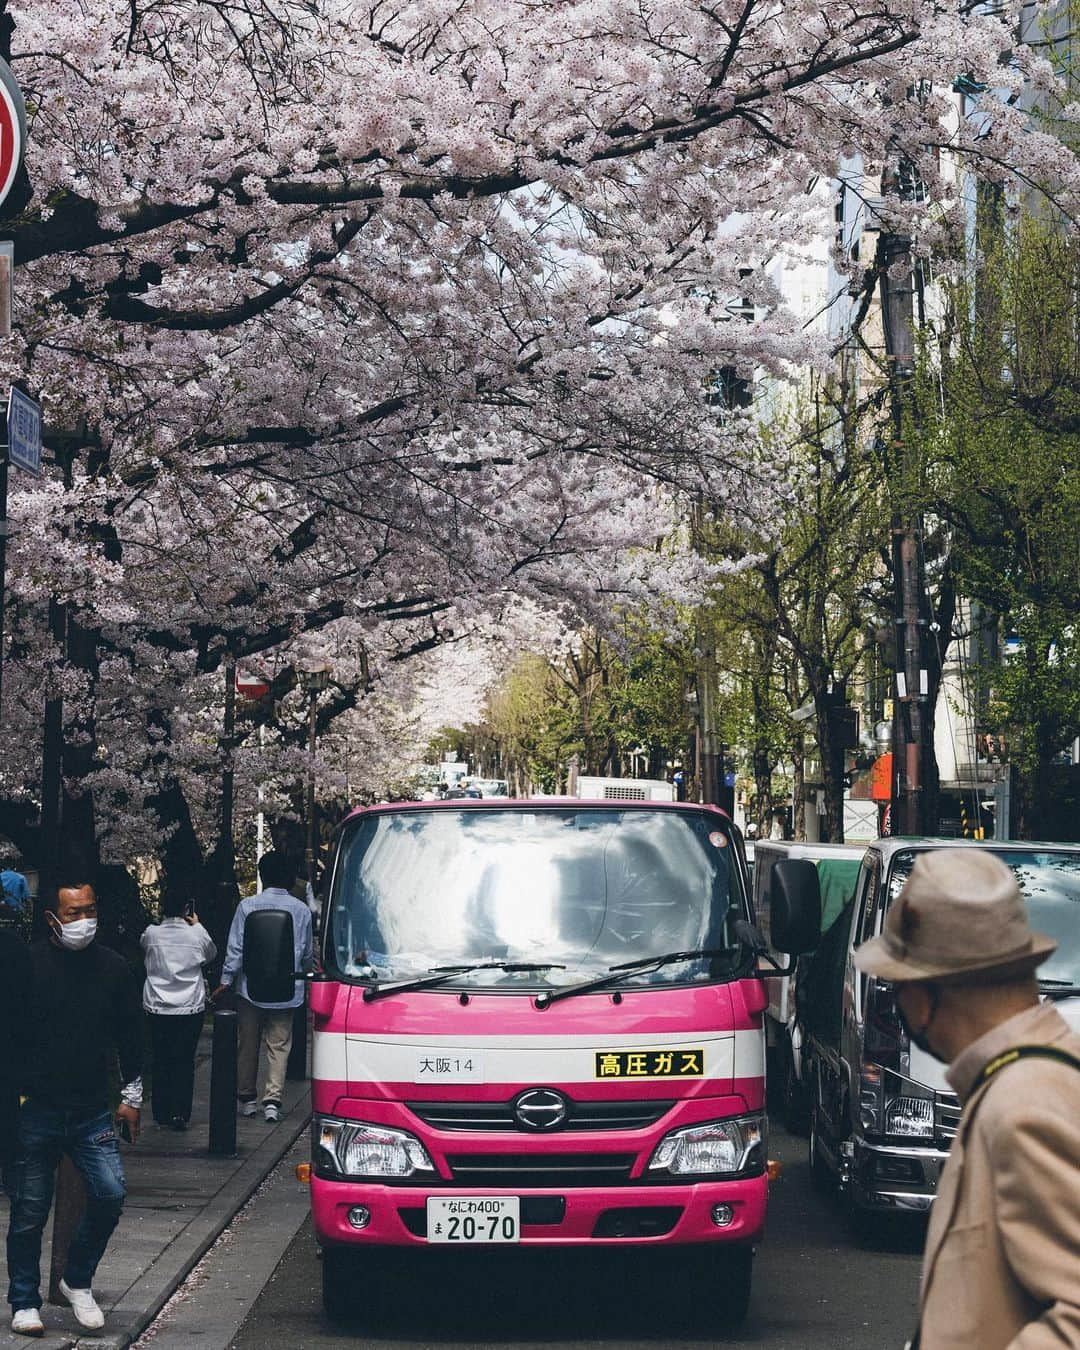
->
<box><xmin>1039</xmin><ymin>978</ymin><xmax>1080</xmax><ymax>1000</ymax></box>
<box><xmin>534</xmin><ymin>948</ymin><xmax>734</xmax><ymax>1009</ymax></box>
<box><xmin>361</xmin><ymin>961</ymin><xmax>565</xmax><ymax>1003</ymax></box>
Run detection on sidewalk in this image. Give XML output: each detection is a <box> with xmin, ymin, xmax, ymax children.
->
<box><xmin>0</xmin><ymin>1029</ymin><xmax>311</xmax><ymax>1349</ymax></box>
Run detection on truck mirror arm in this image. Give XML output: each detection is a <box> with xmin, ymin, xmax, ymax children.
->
<box><xmin>733</xmin><ymin>919</ymin><xmax>797</xmax><ymax>977</ymax></box>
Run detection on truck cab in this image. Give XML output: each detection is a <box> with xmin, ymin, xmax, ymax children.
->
<box><xmin>292</xmin><ymin>799</ymin><xmax>818</xmax><ymax>1324</ymax></box>
<box><xmin>800</xmin><ymin>838</ymin><xmax>1080</xmax><ymax>1216</ymax></box>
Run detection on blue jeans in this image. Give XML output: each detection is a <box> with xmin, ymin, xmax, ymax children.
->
<box><xmin>5</xmin><ymin>1102</ymin><xmax>126</xmax><ymax>1310</ymax></box>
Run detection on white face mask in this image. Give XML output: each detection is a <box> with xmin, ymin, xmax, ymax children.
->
<box><xmin>51</xmin><ymin>916</ymin><xmax>97</xmax><ymax>951</ymax></box>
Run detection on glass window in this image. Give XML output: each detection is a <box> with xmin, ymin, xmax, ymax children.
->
<box><xmin>327</xmin><ymin>807</ymin><xmax>745</xmax><ymax>989</ymax></box>
<box><xmin>886</xmin><ymin>849</ymin><xmax>1080</xmax><ymax>987</ymax></box>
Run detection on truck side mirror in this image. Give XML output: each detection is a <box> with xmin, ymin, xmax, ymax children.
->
<box><xmin>770</xmin><ymin>859</ymin><xmax>822</xmax><ymax>954</ymax></box>
<box><xmin>242</xmin><ymin>908</ymin><xmax>297</xmax><ymax>1004</ymax></box>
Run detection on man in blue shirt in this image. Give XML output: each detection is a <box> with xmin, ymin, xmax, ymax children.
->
<box><xmin>215</xmin><ymin>854</ymin><xmax>313</xmax><ymax>1123</ymax></box>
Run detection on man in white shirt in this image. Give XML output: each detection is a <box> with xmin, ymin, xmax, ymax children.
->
<box><xmin>141</xmin><ymin>895</ymin><xmax>216</xmax><ymax>1130</ymax></box>
<box><xmin>215</xmin><ymin>853</ymin><xmax>313</xmax><ymax>1123</ymax></box>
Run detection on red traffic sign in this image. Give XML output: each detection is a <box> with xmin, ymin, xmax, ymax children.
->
<box><xmin>236</xmin><ymin>670</ymin><xmax>271</xmax><ymax>700</ymax></box>
<box><xmin>0</xmin><ymin>59</ymin><xmax>26</xmax><ymax>211</ymax></box>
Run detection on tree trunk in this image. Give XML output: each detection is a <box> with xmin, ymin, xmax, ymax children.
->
<box><xmin>752</xmin><ymin>743</ymin><xmax>773</xmax><ymax>838</ymax></box>
<box><xmin>1025</xmin><ymin>723</ymin><xmax>1059</xmax><ymax>840</ymax></box>
<box><xmin>144</xmin><ymin>710</ymin><xmax>217</xmax><ymax>943</ymax></box>
<box><xmin>814</xmin><ymin>689</ymin><xmax>846</xmax><ymax>843</ymax></box>
<box><xmin>61</xmin><ymin>614</ymin><xmax>101</xmax><ymax>872</ymax></box>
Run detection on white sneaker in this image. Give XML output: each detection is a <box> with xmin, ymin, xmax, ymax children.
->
<box><xmin>239</xmin><ymin>1100</ymin><xmax>258</xmax><ymax>1117</ymax></box>
<box><xmin>11</xmin><ymin>1308</ymin><xmax>44</xmax><ymax>1337</ymax></box>
<box><xmin>58</xmin><ymin>1279</ymin><xmax>105</xmax><ymax>1330</ymax></box>
<box><xmin>264</xmin><ymin>1103</ymin><xmax>281</xmax><ymax>1123</ymax></box>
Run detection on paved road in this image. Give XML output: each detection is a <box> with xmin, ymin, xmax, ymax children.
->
<box><xmin>228</xmin><ymin>1124</ymin><xmax>923</xmax><ymax>1349</ymax></box>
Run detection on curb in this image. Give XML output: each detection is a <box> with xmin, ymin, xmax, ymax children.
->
<box><xmin>74</xmin><ymin>1092</ymin><xmax>311</xmax><ymax>1350</ymax></box>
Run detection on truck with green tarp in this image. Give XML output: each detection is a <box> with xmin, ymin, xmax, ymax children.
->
<box><xmin>752</xmin><ymin>841</ymin><xmax>863</xmax><ymax>1132</ymax></box>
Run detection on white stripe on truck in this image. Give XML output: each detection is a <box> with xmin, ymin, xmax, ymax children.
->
<box><xmin>313</xmin><ymin>1029</ymin><xmax>764</xmax><ymax>1086</ymax></box>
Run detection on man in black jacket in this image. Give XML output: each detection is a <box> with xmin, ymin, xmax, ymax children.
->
<box><xmin>5</xmin><ymin>870</ymin><xmax>143</xmax><ymax>1338</ymax></box>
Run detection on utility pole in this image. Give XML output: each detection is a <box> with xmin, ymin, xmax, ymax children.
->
<box><xmin>697</xmin><ymin>648</ymin><xmax>721</xmax><ymax>808</ymax></box>
<box><xmin>879</xmin><ymin>167</ymin><xmax>934</xmax><ymax>835</ymax></box>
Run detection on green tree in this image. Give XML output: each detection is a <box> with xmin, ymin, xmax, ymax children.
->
<box><xmin>700</xmin><ymin>380</ymin><xmax>889</xmax><ymax>841</ymax></box>
<box><xmin>918</xmin><ymin>220</ymin><xmax>1080</xmax><ymax>835</ymax></box>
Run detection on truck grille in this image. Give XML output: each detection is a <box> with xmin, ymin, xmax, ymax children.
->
<box><xmin>446</xmin><ymin>1153</ymin><xmax>637</xmax><ymax>1188</ymax></box>
<box><xmin>935</xmin><ymin>1093</ymin><xmax>962</xmax><ymax>1142</ymax></box>
<box><xmin>408</xmin><ymin>1099</ymin><xmax>672</xmax><ymax>1133</ymax></box>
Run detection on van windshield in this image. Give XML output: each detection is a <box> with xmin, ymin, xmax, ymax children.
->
<box><xmin>888</xmin><ymin>848</ymin><xmax>1080</xmax><ymax>987</ymax></box>
<box><xmin>327</xmin><ymin>807</ymin><xmax>746</xmax><ymax>989</ymax></box>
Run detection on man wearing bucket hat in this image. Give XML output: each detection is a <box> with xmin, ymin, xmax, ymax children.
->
<box><xmin>854</xmin><ymin>847</ymin><xmax>1080</xmax><ymax>1350</ymax></box>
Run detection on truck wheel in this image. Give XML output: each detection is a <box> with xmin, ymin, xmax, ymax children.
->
<box><xmin>715</xmin><ymin>1246</ymin><xmax>753</xmax><ymax>1326</ymax></box>
<box><xmin>321</xmin><ymin>1248</ymin><xmax>358</xmax><ymax>1322</ymax></box>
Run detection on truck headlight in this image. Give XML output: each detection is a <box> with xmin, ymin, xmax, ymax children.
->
<box><xmin>314</xmin><ymin>1116</ymin><xmax>436</xmax><ymax>1178</ymax></box>
<box><xmin>861</xmin><ymin>1065</ymin><xmax>935</xmax><ymax>1141</ymax></box>
<box><xmin>885</xmin><ymin>1095</ymin><xmax>934</xmax><ymax>1139</ymax></box>
<box><xmin>648</xmin><ymin>1114</ymin><xmax>765</xmax><ymax>1177</ymax></box>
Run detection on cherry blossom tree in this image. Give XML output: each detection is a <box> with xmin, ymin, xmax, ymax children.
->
<box><xmin>0</xmin><ymin>0</ymin><xmax>1074</xmax><ymax>899</ymax></box>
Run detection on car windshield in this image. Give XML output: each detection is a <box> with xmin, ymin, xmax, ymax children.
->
<box><xmin>327</xmin><ymin>807</ymin><xmax>747</xmax><ymax>989</ymax></box>
<box><xmin>888</xmin><ymin>848</ymin><xmax>1080</xmax><ymax>986</ymax></box>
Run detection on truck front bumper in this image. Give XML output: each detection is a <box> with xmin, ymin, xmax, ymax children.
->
<box><xmin>312</xmin><ymin>1174</ymin><xmax>767</xmax><ymax>1249</ymax></box>
<box><xmin>849</xmin><ymin>1137</ymin><xmax>949</xmax><ymax>1213</ymax></box>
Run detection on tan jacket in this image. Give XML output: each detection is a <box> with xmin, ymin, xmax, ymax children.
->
<box><xmin>919</xmin><ymin>1003</ymin><xmax>1080</xmax><ymax>1350</ymax></box>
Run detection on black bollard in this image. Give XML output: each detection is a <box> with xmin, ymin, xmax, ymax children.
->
<box><xmin>208</xmin><ymin>1008</ymin><xmax>238</xmax><ymax>1156</ymax></box>
<box><xmin>286</xmin><ymin>989</ymin><xmax>308</xmax><ymax>1081</ymax></box>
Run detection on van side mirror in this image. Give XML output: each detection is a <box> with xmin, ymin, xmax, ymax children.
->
<box><xmin>242</xmin><ymin>909</ymin><xmax>297</xmax><ymax>1003</ymax></box>
<box><xmin>770</xmin><ymin>859</ymin><xmax>822</xmax><ymax>954</ymax></box>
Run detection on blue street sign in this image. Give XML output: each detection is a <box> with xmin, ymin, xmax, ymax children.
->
<box><xmin>7</xmin><ymin>387</ymin><xmax>41</xmax><ymax>475</ymax></box>
<box><xmin>724</xmin><ymin>771</ymin><xmax>737</xmax><ymax>788</ymax></box>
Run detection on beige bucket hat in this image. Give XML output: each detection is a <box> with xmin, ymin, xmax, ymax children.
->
<box><xmin>854</xmin><ymin>847</ymin><xmax>1057</xmax><ymax>985</ymax></box>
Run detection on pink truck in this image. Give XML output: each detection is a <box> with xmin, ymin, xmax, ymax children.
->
<box><xmin>295</xmin><ymin>799</ymin><xmax>818</xmax><ymax>1324</ymax></box>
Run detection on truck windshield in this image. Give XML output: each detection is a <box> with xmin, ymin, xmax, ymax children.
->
<box><xmin>327</xmin><ymin>807</ymin><xmax>746</xmax><ymax>989</ymax></box>
<box><xmin>888</xmin><ymin>848</ymin><xmax>1080</xmax><ymax>988</ymax></box>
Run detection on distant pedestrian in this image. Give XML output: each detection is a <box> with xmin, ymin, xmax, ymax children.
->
<box><xmin>0</xmin><ymin>863</ymin><xmax>29</xmax><ymax>924</ymax></box>
<box><xmin>141</xmin><ymin>894</ymin><xmax>217</xmax><ymax>1131</ymax></box>
<box><xmin>6</xmin><ymin>867</ymin><xmax>143</xmax><ymax>1338</ymax></box>
<box><xmin>214</xmin><ymin>853</ymin><xmax>313</xmax><ymax>1124</ymax></box>
<box><xmin>854</xmin><ymin>848</ymin><xmax>1080</xmax><ymax>1350</ymax></box>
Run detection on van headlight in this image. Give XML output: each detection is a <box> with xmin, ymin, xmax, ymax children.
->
<box><xmin>314</xmin><ymin>1116</ymin><xmax>436</xmax><ymax>1178</ymax></box>
<box><xmin>648</xmin><ymin>1114</ymin><xmax>765</xmax><ymax>1177</ymax></box>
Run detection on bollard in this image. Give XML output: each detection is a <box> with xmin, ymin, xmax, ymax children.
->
<box><xmin>208</xmin><ymin>1009</ymin><xmax>238</xmax><ymax>1156</ymax></box>
<box><xmin>286</xmin><ymin>989</ymin><xmax>308</xmax><ymax>1082</ymax></box>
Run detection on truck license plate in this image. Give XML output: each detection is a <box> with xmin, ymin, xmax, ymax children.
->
<box><xmin>426</xmin><ymin>1197</ymin><xmax>520</xmax><ymax>1244</ymax></box>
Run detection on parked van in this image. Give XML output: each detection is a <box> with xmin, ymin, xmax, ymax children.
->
<box><xmin>794</xmin><ymin>838</ymin><xmax>1080</xmax><ymax>1217</ymax></box>
<box><xmin>752</xmin><ymin>841</ymin><xmax>862</xmax><ymax>1131</ymax></box>
<box><xmin>283</xmin><ymin>800</ymin><xmax>817</xmax><ymax>1324</ymax></box>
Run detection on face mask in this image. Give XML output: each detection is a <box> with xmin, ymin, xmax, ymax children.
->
<box><xmin>50</xmin><ymin>916</ymin><xmax>97</xmax><ymax>951</ymax></box>
<box><xmin>898</xmin><ymin>986</ymin><xmax>942</xmax><ymax>1061</ymax></box>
